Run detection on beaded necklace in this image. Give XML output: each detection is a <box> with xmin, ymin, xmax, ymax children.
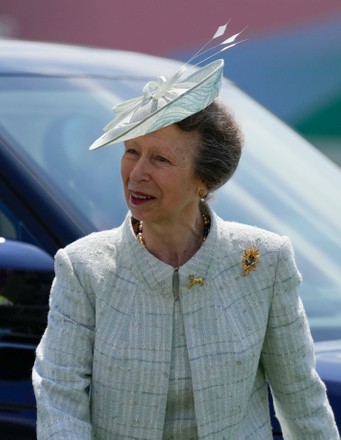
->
<box><xmin>136</xmin><ymin>213</ymin><xmax>211</xmax><ymax>247</ymax></box>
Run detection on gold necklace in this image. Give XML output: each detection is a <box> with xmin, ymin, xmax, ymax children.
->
<box><xmin>136</xmin><ymin>213</ymin><xmax>211</xmax><ymax>247</ymax></box>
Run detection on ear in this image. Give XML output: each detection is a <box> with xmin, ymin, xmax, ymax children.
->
<box><xmin>198</xmin><ymin>187</ymin><xmax>208</xmax><ymax>199</ymax></box>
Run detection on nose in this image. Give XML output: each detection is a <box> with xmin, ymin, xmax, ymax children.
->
<box><xmin>129</xmin><ymin>156</ymin><xmax>150</xmax><ymax>183</ymax></box>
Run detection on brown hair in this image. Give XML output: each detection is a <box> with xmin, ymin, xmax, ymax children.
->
<box><xmin>177</xmin><ymin>100</ymin><xmax>243</xmax><ymax>194</ymax></box>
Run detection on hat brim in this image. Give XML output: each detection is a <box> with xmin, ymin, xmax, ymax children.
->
<box><xmin>89</xmin><ymin>59</ymin><xmax>224</xmax><ymax>150</ymax></box>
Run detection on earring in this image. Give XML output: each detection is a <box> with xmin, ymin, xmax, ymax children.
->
<box><xmin>198</xmin><ymin>189</ymin><xmax>206</xmax><ymax>202</ymax></box>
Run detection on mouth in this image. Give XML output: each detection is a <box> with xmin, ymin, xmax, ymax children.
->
<box><xmin>130</xmin><ymin>191</ymin><xmax>155</xmax><ymax>205</ymax></box>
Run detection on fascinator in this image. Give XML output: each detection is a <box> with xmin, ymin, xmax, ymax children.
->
<box><xmin>90</xmin><ymin>23</ymin><xmax>243</xmax><ymax>150</ymax></box>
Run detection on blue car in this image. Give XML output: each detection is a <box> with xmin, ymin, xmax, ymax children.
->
<box><xmin>0</xmin><ymin>40</ymin><xmax>340</xmax><ymax>439</ymax></box>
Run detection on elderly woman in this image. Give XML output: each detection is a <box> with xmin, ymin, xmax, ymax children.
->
<box><xmin>33</xmin><ymin>30</ymin><xmax>339</xmax><ymax>440</ymax></box>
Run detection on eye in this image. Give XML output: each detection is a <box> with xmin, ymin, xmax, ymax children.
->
<box><xmin>124</xmin><ymin>148</ymin><xmax>139</xmax><ymax>156</ymax></box>
<box><xmin>156</xmin><ymin>155</ymin><xmax>170</xmax><ymax>163</ymax></box>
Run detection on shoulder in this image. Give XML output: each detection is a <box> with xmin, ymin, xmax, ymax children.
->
<box><xmin>215</xmin><ymin>214</ymin><xmax>285</xmax><ymax>251</ymax></box>
<box><xmin>54</xmin><ymin>217</ymin><xmax>131</xmax><ymax>275</ymax></box>
<box><xmin>64</xmin><ymin>227</ymin><xmax>121</xmax><ymax>257</ymax></box>
<box><xmin>68</xmin><ymin>227</ymin><xmax>121</xmax><ymax>248</ymax></box>
<box><xmin>212</xmin><ymin>214</ymin><xmax>299</xmax><ymax>279</ymax></box>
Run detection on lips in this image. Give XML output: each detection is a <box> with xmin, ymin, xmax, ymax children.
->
<box><xmin>130</xmin><ymin>190</ymin><xmax>155</xmax><ymax>205</ymax></box>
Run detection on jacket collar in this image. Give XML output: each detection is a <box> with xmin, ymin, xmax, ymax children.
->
<box><xmin>120</xmin><ymin>205</ymin><xmax>224</xmax><ymax>295</ymax></box>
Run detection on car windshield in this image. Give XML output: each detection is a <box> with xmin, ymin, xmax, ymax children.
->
<box><xmin>0</xmin><ymin>74</ymin><xmax>340</xmax><ymax>342</ymax></box>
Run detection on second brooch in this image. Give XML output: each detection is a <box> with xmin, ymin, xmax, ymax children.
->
<box><xmin>242</xmin><ymin>248</ymin><xmax>260</xmax><ymax>276</ymax></box>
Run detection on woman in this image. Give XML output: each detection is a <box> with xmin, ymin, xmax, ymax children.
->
<box><xmin>33</xmin><ymin>32</ymin><xmax>339</xmax><ymax>439</ymax></box>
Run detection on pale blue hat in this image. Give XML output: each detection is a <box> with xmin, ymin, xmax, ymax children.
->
<box><xmin>90</xmin><ymin>24</ymin><xmax>243</xmax><ymax>150</ymax></box>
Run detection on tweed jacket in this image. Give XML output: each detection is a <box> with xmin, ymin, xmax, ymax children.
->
<box><xmin>33</xmin><ymin>209</ymin><xmax>339</xmax><ymax>439</ymax></box>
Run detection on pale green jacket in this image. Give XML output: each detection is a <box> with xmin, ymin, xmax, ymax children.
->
<box><xmin>33</xmin><ymin>209</ymin><xmax>339</xmax><ymax>439</ymax></box>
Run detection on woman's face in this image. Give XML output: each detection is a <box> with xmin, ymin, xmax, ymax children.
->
<box><xmin>121</xmin><ymin>124</ymin><xmax>206</xmax><ymax>226</ymax></box>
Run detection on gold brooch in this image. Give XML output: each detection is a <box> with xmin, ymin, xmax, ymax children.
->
<box><xmin>189</xmin><ymin>275</ymin><xmax>205</xmax><ymax>288</ymax></box>
<box><xmin>242</xmin><ymin>248</ymin><xmax>260</xmax><ymax>276</ymax></box>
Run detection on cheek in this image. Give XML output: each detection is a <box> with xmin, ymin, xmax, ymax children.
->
<box><xmin>120</xmin><ymin>163</ymin><xmax>130</xmax><ymax>199</ymax></box>
<box><xmin>120</xmin><ymin>160</ymin><xmax>130</xmax><ymax>183</ymax></box>
<box><xmin>167</xmin><ymin>174</ymin><xmax>199</xmax><ymax>200</ymax></box>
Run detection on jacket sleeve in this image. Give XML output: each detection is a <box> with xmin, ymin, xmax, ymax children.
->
<box><xmin>32</xmin><ymin>248</ymin><xmax>95</xmax><ymax>440</ymax></box>
<box><xmin>261</xmin><ymin>236</ymin><xmax>339</xmax><ymax>439</ymax></box>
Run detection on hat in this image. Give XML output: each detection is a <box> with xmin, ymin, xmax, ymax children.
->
<box><xmin>90</xmin><ymin>23</ymin><xmax>243</xmax><ymax>150</ymax></box>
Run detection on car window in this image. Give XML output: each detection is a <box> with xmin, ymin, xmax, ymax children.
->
<box><xmin>0</xmin><ymin>203</ymin><xmax>16</xmax><ymax>240</ymax></box>
<box><xmin>0</xmin><ymin>76</ymin><xmax>133</xmax><ymax>230</ymax></box>
<box><xmin>0</xmin><ymin>199</ymin><xmax>45</xmax><ymax>248</ymax></box>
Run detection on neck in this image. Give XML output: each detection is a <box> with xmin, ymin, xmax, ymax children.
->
<box><xmin>136</xmin><ymin>208</ymin><xmax>210</xmax><ymax>268</ymax></box>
